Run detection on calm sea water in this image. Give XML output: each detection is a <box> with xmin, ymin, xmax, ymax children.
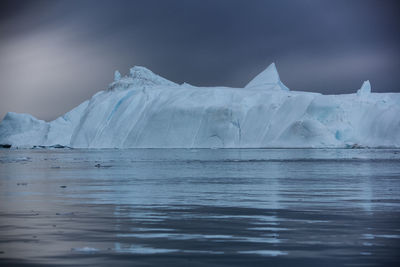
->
<box><xmin>0</xmin><ymin>148</ymin><xmax>399</xmax><ymax>266</ymax></box>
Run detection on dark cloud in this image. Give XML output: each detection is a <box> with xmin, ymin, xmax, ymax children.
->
<box><xmin>0</xmin><ymin>0</ymin><xmax>399</xmax><ymax>120</ymax></box>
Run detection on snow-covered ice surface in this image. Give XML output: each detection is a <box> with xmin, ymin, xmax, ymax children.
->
<box><xmin>0</xmin><ymin>148</ymin><xmax>399</xmax><ymax>266</ymax></box>
<box><xmin>1</xmin><ymin>63</ymin><xmax>399</xmax><ymax>148</ymax></box>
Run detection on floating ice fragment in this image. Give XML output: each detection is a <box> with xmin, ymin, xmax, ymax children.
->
<box><xmin>72</xmin><ymin>247</ymin><xmax>99</xmax><ymax>253</ymax></box>
<box><xmin>239</xmin><ymin>250</ymin><xmax>288</xmax><ymax>256</ymax></box>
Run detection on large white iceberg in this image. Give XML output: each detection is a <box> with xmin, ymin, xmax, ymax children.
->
<box><xmin>0</xmin><ymin>63</ymin><xmax>399</xmax><ymax>148</ymax></box>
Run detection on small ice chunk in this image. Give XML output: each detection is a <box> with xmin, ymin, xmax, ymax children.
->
<box><xmin>72</xmin><ymin>247</ymin><xmax>99</xmax><ymax>252</ymax></box>
<box><xmin>239</xmin><ymin>250</ymin><xmax>288</xmax><ymax>256</ymax></box>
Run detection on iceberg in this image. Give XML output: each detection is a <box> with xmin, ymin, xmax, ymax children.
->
<box><xmin>0</xmin><ymin>63</ymin><xmax>399</xmax><ymax>148</ymax></box>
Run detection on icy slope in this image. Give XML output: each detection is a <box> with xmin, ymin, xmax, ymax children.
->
<box><xmin>1</xmin><ymin>63</ymin><xmax>399</xmax><ymax>148</ymax></box>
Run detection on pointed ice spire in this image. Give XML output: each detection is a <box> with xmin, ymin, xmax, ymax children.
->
<box><xmin>357</xmin><ymin>80</ymin><xmax>371</xmax><ymax>96</ymax></box>
<box><xmin>114</xmin><ymin>70</ymin><xmax>121</xmax><ymax>82</ymax></box>
<box><xmin>245</xmin><ymin>62</ymin><xmax>289</xmax><ymax>91</ymax></box>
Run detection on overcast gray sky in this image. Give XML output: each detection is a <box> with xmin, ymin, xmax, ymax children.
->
<box><xmin>0</xmin><ymin>0</ymin><xmax>399</xmax><ymax>121</ymax></box>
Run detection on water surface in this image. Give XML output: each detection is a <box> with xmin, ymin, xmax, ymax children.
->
<box><xmin>0</xmin><ymin>149</ymin><xmax>399</xmax><ymax>266</ymax></box>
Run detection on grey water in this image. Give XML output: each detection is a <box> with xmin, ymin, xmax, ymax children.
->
<box><xmin>0</xmin><ymin>148</ymin><xmax>399</xmax><ymax>266</ymax></box>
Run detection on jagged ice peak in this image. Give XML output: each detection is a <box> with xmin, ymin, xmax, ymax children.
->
<box><xmin>110</xmin><ymin>66</ymin><xmax>177</xmax><ymax>90</ymax></box>
<box><xmin>357</xmin><ymin>80</ymin><xmax>371</xmax><ymax>96</ymax></box>
<box><xmin>245</xmin><ymin>62</ymin><xmax>289</xmax><ymax>91</ymax></box>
